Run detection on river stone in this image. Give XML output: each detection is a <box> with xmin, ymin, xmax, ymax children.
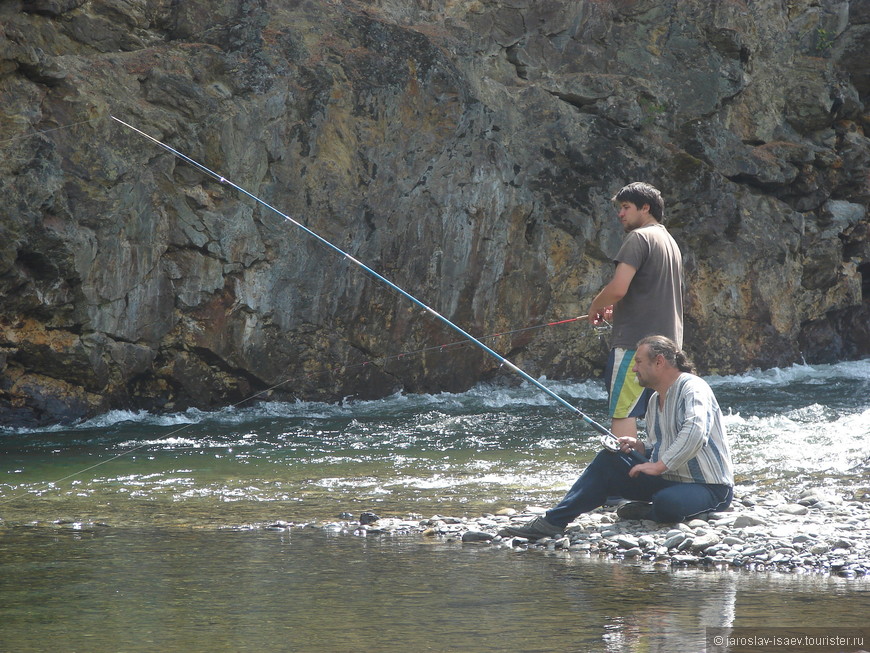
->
<box><xmin>779</xmin><ymin>504</ymin><xmax>809</xmax><ymax>515</ymax></box>
<box><xmin>677</xmin><ymin>537</ymin><xmax>694</xmax><ymax>552</ymax></box>
<box><xmin>663</xmin><ymin>533</ymin><xmax>688</xmax><ymax>549</ymax></box>
<box><xmin>617</xmin><ymin>534</ymin><xmax>640</xmax><ymax>549</ymax></box>
<box><xmin>704</xmin><ymin>543</ymin><xmax>730</xmax><ymax>556</ymax></box>
<box><xmin>742</xmin><ymin>546</ymin><xmax>769</xmax><ymax>557</ymax></box>
<box><xmin>733</xmin><ymin>514</ymin><xmax>767</xmax><ymax>528</ymax></box>
<box><xmin>709</xmin><ymin>514</ymin><xmax>740</xmax><ymax>527</ymax></box>
<box><xmin>831</xmin><ymin>538</ymin><xmax>855</xmax><ymax>549</ymax></box>
<box><xmin>638</xmin><ymin>535</ymin><xmax>656</xmax><ymax>549</ymax></box>
<box><xmin>461</xmin><ymin>530</ymin><xmax>494</xmax><ymax>543</ymax></box>
<box><xmin>690</xmin><ymin>532</ymin><xmax>720</xmax><ymax>551</ymax></box>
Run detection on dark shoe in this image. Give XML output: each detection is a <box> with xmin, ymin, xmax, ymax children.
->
<box><xmin>498</xmin><ymin>515</ymin><xmax>563</xmax><ymax>539</ymax></box>
<box><xmin>616</xmin><ymin>501</ymin><xmax>653</xmax><ymax>521</ymax></box>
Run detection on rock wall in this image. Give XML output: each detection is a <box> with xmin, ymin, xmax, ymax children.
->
<box><xmin>1</xmin><ymin>0</ymin><xmax>868</xmax><ymax>426</ymax></box>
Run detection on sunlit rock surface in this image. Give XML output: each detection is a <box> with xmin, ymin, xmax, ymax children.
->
<box><xmin>1</xmin><ymin>0</ymin><xmax>869</xmax><ymax>425</ymax></box>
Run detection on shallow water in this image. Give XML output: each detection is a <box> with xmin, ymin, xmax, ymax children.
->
<box><xmin>2</xmin><ymin>360</ymin><xmax>868</xmax><ymax>529</ymax></box>
<box><xmin>1</xmin><ymin>360</ymin><xmax>869</xmax><ymax>651</ymax></box>
<box><xmin>0</xmin><ymin>526</ymin><xmax>867</xmax><ymax>653</ymax></box>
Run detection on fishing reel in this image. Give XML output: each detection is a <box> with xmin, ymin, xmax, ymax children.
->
<box><xmin>600</xmin><ymin>433</ymin><xmax>648</xmax><ymax>466</ymax></box>
<box><xmin>600</xmin><ymin>433</ymin><xmax>621</xmax><ymax>452</ymax></box>
<box><xmin>592</xmin><ymin>320</ymin><xmax>612</xmax><ymax>337</ymax></box>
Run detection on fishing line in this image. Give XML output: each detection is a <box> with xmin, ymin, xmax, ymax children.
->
<box><xmin>109</xmin><ymin>116</ymin><xmax>621</xmax><ymax>447</ymax></box>
<box><xmin>303</xmin><ymin>314</ymin><xmax>592</xmax><ymax>382</ymax></box>
<box><xmin>0</xmin><ymin>118</ymin><xmax>99</xmax><ymax>146</ymax></box>
<box><xmin>0</xmin><ymin>119</ymin><xmax>622</xmax><ymax>508</ymax></box>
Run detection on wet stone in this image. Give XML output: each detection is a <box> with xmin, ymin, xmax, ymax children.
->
<box><xmin>461</xmin><ymin>530</ymin><xmax>494</xmax><ymax>543</ymax></box>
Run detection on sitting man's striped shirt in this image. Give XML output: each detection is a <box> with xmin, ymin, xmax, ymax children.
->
<box><xmin>642</xmin><ymin>373</ymin><xmax>735</xmax><ymax>486</ymax></box>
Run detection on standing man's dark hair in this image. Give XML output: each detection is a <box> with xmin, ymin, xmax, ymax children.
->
<box><xmin>586</xmin><ymin>182</ymin><xmax>684</xmax><ymax>439</ymax></box>
<box><xmin>612</xmin><ymin>182</ymin><xmax>664</xmax><ymax>222</ymax></box>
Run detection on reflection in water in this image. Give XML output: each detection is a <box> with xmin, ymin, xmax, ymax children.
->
<box><xmin>0</xmin><ymin>527</ymin><xmax>865</xmax><ymax>653</ymax></box>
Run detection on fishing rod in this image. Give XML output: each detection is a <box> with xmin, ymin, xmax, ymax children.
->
<box><xmin>111</xmin><ymin>116</ymin><xmax>623</xmax><ymax>450</ymax></box>
<box><xmin>367</xmin><ymin>314</ymin><xmax>592</xmax><ymax>361</ymax></box>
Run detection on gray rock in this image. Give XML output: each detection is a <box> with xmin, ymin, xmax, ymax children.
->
<box><xmin>690</xmin><ymin>532</ymin><xmax>721</xmax><ymax>552</ymax></box>
<box><xmin>733</xmin><ymin>514</ymin><xmax>768</xmax><ymax>528</ymax></box>
<box><xmin>779</xmin><ymin>504</ymin><xmax>809</xmax><ymax>516</ymax></box>
<box><xmin>742</xmin><ymin>546</ymin><xmax>769</xmax><ymax>558</ymax></box>
<box><xmin>663</xmin><ymin>533</ymin><xmax>688</xmax><ymax>549</ymax></box>
<box><xmin>461</xmin><ymin>530</ymin><xmax>495</xmax><ymax>543</ymax></box>
<box><xmin>638</xmin><ymin>535</ymin><xmax>657</xmax><ymax>550</ymax></box>
<box><xmin>2</xmin><ymin>0</ymin><xmax>869</xmax><ymax>426</ymax></box>
<box><xmin>616</xmin><ymin>535</ymin><xmax>640</xmax><ymax>549</ymax></box>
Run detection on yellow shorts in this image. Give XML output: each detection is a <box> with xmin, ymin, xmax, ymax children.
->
<box><xmin>605</xmin><ymin>348</ymin><xmax>652</xmax><ymax>419</ymax></box>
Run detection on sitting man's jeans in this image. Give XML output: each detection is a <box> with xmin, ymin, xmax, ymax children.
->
<box><xmin>545</xmin><ymin>450</ymin><xmax>733</xmax><ymax>527</ymax></box>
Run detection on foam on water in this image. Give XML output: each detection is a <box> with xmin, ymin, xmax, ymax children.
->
<box><xmin>2</xmin><ymin>359</ymin><xmax>867</xmax><ymax>525</ymax></box>
<box><xmin>2</xmin><ymin>360</ymin><xmax>866</xmax><ymax>438</ymax></box>
<box><xmin>707</xmin><ymin>358</ymin><xmax>870</xmax><ymax>387</ymax></box>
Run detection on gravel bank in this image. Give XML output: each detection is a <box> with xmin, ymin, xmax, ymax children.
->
<box><xmin>294</xmin><ymin>487</ymin><xmax>870</xmax><ymax>578</ymax></box>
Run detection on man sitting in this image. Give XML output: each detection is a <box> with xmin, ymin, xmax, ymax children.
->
<box><xmin>500</xmin><ymin>335</ymin><xmax>734</xmax><ymax>539</ymax></box>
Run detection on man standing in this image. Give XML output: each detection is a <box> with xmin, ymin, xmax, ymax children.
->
<box><xmin>499</xmin><ymin>336</ymin><xmax>733</xmax><ymax>538</ymax></box>
<box><xmin>587</xmin><ymin>182</ymin><xmax>683</xmax><ymax>438</ymax></box>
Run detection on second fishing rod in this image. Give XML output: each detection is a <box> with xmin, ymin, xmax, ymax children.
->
<box><xmin>112</xmin><ymin>116</ymin><xmax>637</xmax><ymax>456</ymax></box>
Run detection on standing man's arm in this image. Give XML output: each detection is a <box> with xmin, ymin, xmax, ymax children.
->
<box><xmin>587</xmin><ymin>262</ymin><xmax>637</xmax><ymax>325</ymax></box>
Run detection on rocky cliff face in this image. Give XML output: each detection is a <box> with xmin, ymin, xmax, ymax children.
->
<box><xmin>1</xmin><ymin>0</ymin><xmax>868</xmax><ymax>426</ymax></box>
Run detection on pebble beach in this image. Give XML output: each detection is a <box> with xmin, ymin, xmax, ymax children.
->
<box><xmin>290</xmin><ymin>486</ymin><xmax>870</xmax><ymax>578</ymax></box>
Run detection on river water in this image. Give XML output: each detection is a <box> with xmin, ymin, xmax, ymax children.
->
<box><xmin>1</xmin><ymin>359</ymin><xmax>869</xmax><ymax>651</ymax></box>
